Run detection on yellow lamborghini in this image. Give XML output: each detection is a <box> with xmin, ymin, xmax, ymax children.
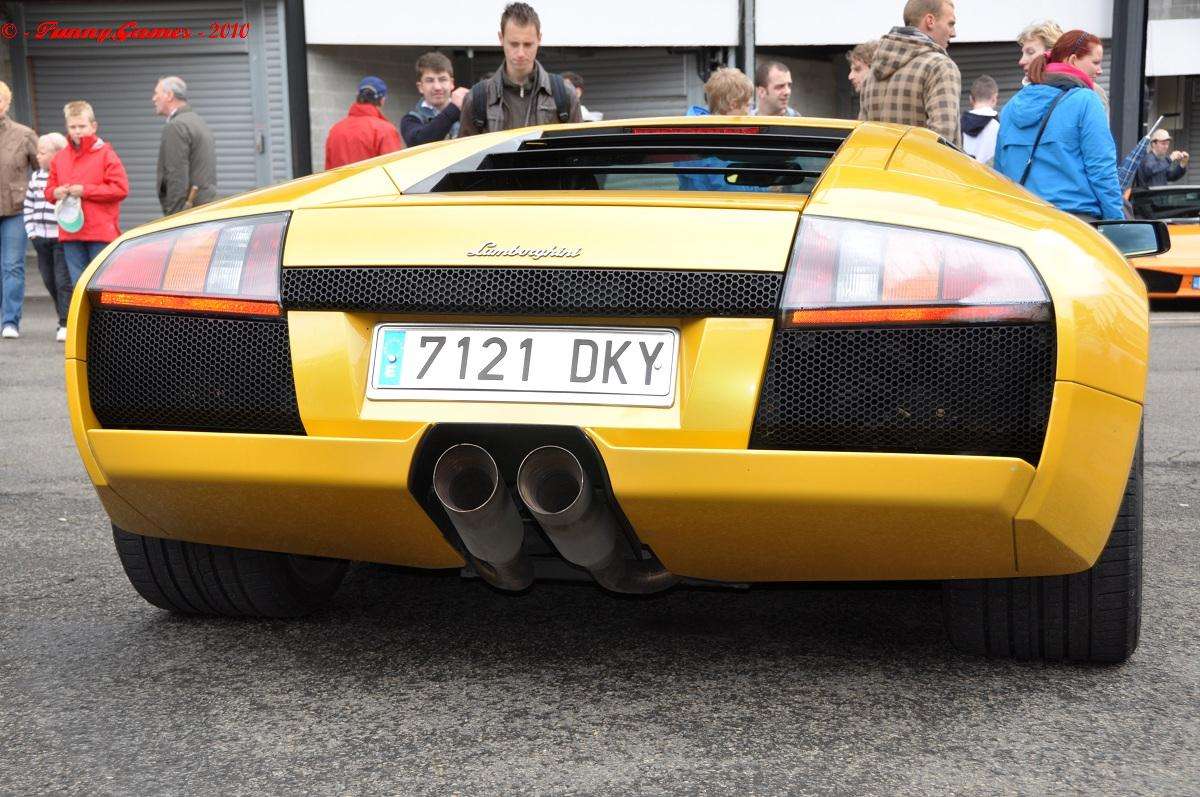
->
<box><xmin>65</xmin><ymin>117</ymin><xmax>1161</xmax><ymax>662</ymax></box>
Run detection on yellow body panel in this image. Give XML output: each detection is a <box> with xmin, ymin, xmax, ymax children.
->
<box><xmin>283</xmin><ymin>204</ymin><xmax>800</xmax><ymax>270</ymax></box>
<box><xmin>1014</xmin><ymin>382</ymin><xmax>1143</xmax><ymax>573</ymax></box>
<box><xmin>597</xmin><ymin>443</ymin><xmax>1033</xmax><ymax>581</ymax></box>
<box><xmin>86</xmin><ymin>429</ymin><xmax>463</xmax><ymax>568</ymax></box>
<box><xmin>73</xmin><ymin>375</ymin><xmax>1133</xmax><ymax>580</ymax></box>
<box><xmin>63</xmin><ymin>116</ymin><xmax>1149</xmax><ymax>583</ymax></box>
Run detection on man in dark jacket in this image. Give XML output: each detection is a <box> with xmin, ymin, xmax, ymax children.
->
<box><xmin>1135</xmin><ymin>129</ymin><xmax>1190</xmax><ymax>188</ymax></box>
<box><xmin>325</xmin><ymin>77</ymin><xmax>403</xmax><ymax>169</ymax></box>
<box><xmin>153</xmin><ymin>76</ymin><xmax>217</xmax><ymax>215</ymax></box>
<box><xmin>402</xmin><ymin>52</ymin><xmax>468</xmax><ymax>147</ymax></box>
<box><xmin>458</xmin><ymin>3</ymin><xmax>581</xmax><ymax>136</ymax></box>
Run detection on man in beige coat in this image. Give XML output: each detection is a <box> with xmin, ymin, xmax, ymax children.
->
<box><xmin>858</xmin><ymin>0</ymin><xmax>962</xmax><ymax>147</ymax></box>
<box><xmin>0</xmin><ymin>81</ymin><xmax>38</xmax><ymax>339</ymax></box>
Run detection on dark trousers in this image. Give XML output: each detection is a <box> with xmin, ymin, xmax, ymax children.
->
<box><xmin>31</xmin><ymin>236</ymin><xmax>72</xmax><ymax>327</ymax></box>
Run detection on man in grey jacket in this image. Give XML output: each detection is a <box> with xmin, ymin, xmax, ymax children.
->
<box><xmin>153</xmin><ymin>76</ymin><xmax>217</xmax><ymax>215</ymax></box>
<box><xmin>458</xmin><ymin>3</ymin><xmax>581</xmax><ymax>136</ymax></box>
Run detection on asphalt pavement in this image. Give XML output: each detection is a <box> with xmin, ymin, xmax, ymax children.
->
<box><xmin>1</xmin><ymin>285</ymin><xmax>1197</xmax><ymax>795</ymax></box>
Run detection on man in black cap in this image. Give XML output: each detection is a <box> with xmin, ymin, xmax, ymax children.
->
<box><xmin>324</xmin><ymin>76</ymin><xmax>402</xmax><ymax>169</ymax></box>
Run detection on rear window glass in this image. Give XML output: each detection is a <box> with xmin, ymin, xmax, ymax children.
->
<box><xmin>410</xmin><ymin>126</ymin><xmax>848</xmax><ymax>195</ymax></box>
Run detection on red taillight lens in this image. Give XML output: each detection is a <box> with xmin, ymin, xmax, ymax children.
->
<box><xmin>780</xmin><ymin>217</ymin><xmax>1050</xmax><ymax>327</ymax></box>
<box><xmin>88</xmin><ymin>212</ymin><xmax>289</xmax><ymax>317</ymax></box>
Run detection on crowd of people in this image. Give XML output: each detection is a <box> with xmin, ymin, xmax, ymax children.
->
<box><xmin>0</xmin><ymin>75</ymin><xmax>214</xmax><ymax>340</ymax></box>
<box><xmin>0</xmin><ymin>0</ymin><xmax>1191</xmax><ymax>342</ymax></box>
<box><xmin>323</xmin><ymin>0</ymin><xmax>1191</xmax><ymax>223</ymax></box>
<box><xmin>844</xmin><ymin>6</ymin><xmax>1187</xmax><ymax>221</ymax></box>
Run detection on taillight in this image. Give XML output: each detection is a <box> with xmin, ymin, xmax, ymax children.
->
<box><xmin>87</xmin><ymin>212</ymin><xmax>289</xmax><ymax>318</ymax></box>
<box><xmin>780</xmin><ymin>216</ymin><xmax>1050</xmax><ymax>327</ymax></box>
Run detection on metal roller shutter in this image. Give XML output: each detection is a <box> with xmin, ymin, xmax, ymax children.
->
<box><xmin>25</xmin><ymin>1</ymin><xmax>290</xmax><ymax>233</ymax></box>
<box><xmin>1188</xmin><ymin>77</ymin><xmax>1200</xmax><ymax>182</ymax></box>
<box><xmin>259</xmin><ymin>0</ymin><xmax>293</xmax><ymax>184</ymax></box>
<box><xmin>536</xmin><ymin>47</ymin><xmax>697</xmax><ymax>120</ymax></box>
<box><xmin>950</xmin><ymin>41</ymin><xmax>1113</xmax><ymax>112</ymax></box>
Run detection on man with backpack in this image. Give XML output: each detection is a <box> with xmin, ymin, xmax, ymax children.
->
<box><xmin>457</xmin><ymin>3</ymin><xmax>581</xmax><ymax>136</ymax></box>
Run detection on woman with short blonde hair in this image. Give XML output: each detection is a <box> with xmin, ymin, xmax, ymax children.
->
<box><xmin>1017</xmin><ymin>19</ymin><xmax>1109</xmax><ymax>112</ymax></box>
<box><xmin>846</xmin><ymin>40</ymin><xmax>880</xmax><ymax>95</ymax></box>
<box><xmin>704</xmin><ymin>67</ymin><xmax>754</xmax><ymax>116</ymax></box>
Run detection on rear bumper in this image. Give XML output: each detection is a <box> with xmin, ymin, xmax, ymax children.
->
<box><xmin>1136</xmin><ymin>266</ymin><xmax>1200</xmax><ymax>299</ymax></box>
<box><xmin>76</xmin><ymin>381</ymin><xmax>1141</xmax><ymax>582</ymax></box>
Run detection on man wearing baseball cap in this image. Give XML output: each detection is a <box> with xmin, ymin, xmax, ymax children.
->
<box><xmin>324</xmin><ymin>76</ymin><xmax>403</xmax><ymax>169</ymax></box>
<box><xmin>1135</xmin><ymin>128</ymin><xmax>1190</xmax><ymax>188</ymax></box>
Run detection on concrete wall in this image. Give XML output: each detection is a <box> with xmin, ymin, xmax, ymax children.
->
<box><xmin>758</xmin><ymin>0</ymin><xmax>1114</xmax><ymax>44</ymax></box>
<box><xmin>306</xmin><ymin>0</ymin><xmax>737</xmax><ymax>47</ymax></box>
<box><xmin>307</xmin><ymin>45</ymin><xmax>426</xmax><ymax>171</ymax></box>
<box><xmin>1151</xmin><ymin>0</ymin><xmax>1200</xmax><ymax>19</ymax></box>
<box><xmin>758</xmin><ymin>55</ymin><xmax>840</xmax><ymax>118</ymax></box>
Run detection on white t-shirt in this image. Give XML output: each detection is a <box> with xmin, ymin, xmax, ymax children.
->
<box><xmin>963</xmin><ymin>108</ymin><xmax>1000</xmax><ymax>165</ymax></box>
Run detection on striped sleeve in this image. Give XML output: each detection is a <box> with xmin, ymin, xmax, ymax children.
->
<box><xmin>23</xmin><ymin>171</ymin><xmax>56</xmax><ymax>239</ymax></box>
<box><xmin>23</xmin><ymin>178</ymin><xmax>37</xmax><ymax>238</ymax></box>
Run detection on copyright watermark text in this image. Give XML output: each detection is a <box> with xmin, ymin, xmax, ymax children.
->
<box><xmin>1</xmin><ymin>20</ymin><xmax>253</xmax><ymax>43</ymax></box>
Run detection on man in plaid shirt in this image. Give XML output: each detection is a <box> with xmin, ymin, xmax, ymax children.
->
<box><xmin>859</xmin><ymin>0</ymin><xmax>962</xmax><ymax>147</ymax></box>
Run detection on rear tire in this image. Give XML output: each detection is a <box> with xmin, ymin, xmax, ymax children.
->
<box><xmin>942</xmin><ymin>431</ymin><xmax>1143</xmax><ymax>663</ymax></box>
<box><xmin>112</xmin><ymin>526</ymin><xmax>349</xmax><ymax>618</ymax></box>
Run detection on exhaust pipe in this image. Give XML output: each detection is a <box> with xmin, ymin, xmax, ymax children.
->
<box><xmin>517</xmin><ymin>446</ymin><xmax>677</xmax><ymax>595</ymax></box>
<box><xmin>432</xmin><ymin>444</ymin><xmax>532</xmax><ymax>592</ymax></box>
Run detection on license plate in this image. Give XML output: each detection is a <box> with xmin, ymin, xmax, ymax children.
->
<box><xmin>1192</xmin><ymin>276</ymin><xmax>1200</xmax><ymax>290</ymax></box>
<box><xmin>367</xmin><ymin>324</ymin><xmax>679</xmax><ymax>407</ymax></box>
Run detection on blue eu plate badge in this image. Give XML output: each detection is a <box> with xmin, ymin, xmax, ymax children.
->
<box><xmin>1192</xmin><ymin>276</ymin><xmax>1200</xmax><ymax>291</ymax></box>
<box><xmin>377</xmin><ymin>329</ymin><xmax>406</xmax><ymax>387</ymax></box>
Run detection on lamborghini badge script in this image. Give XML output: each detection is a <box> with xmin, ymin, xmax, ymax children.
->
<box><xmin>466</xmin><ymin>242</ymin><xmax>583</xmax><ymax>259</ymax></box>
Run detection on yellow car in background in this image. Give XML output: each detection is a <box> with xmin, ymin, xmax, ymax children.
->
<box><xmin>1130</xmin><ymin>186</ymin><xmax>1200</xmax><ymax>298</ymax></box>
<box><xmin>66</xmin><ymin>117</ymin><xmax>1156</xmax><ymax>662</ymax></box>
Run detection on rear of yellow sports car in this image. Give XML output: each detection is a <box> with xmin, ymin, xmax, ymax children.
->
<box><xmin>64</xmin><ymin>117</ymin><xmax>1148</xmax><ymax>662</ymax></box>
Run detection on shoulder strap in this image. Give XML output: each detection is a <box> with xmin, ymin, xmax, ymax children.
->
<box><xmin>469</xmin><ymin>81</ymin><xmax>489</xmax><ymax>132</ymax></box>
<box><xmin>548</xmin><ymin>73</ymin><xmax>572</xmax><ymax>123</ymax></box>
<box><xmin>1019</xmin><ymin>87</ymin><xmax>1076</xmax><ymax>186</ymax></box>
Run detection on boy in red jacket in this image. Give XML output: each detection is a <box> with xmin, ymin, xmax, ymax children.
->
<box><xmin>45</xmin><ymin>100</ymin><xmax>129</xmax><ymax>285</ymax></box>
<box><xmin>324</xmin><ymin>77</ymin><xmax>402</xmax><ymax>169</ymax></box>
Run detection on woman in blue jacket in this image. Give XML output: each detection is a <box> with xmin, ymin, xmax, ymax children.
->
<box><xmin>995</xmin><ymin>30</ymin><xmax>1124</xmax><ymax>220</ymax></box>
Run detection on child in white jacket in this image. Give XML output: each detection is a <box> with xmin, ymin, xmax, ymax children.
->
<box><xmin>24</xmin><ymin>132</ymin><xmax>70</xmax><ymax>341</ymax></box>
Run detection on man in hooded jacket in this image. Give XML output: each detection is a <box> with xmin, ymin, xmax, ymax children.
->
<box><xmin>961</xmin><ymin>75</ymin><xmax>1000</xmax><ymax>164</ymax></box>
<box><xmin>859</xmin><ymin>0</ymin><xmax>961</xmax><ymax>146</ymax></box>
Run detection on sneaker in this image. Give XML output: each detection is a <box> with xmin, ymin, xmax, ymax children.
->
<box><xmin>1</xmin><ymin>325</ymin><xmax>18</xmax><ymax>339</ymax></box>
<box><xmin>56</xmin><ymin>326</ymin><xmax>68</xmax><ymax>342</ymax></box>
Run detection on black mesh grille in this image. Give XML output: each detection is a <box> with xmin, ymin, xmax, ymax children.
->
<box><xmin>281</xmin><ymin>267</ymin><xmax>782</xmax><ymax>317</ymax></box>
<box><xmin>750</xmin><ymin>324</ymin><xmax>1055</xmax><ymax>463</ymax></box>
<box><xmin>1138</xmin><ymin>269</ymin><xmax>1183</xmax><ymax>294</ymax></box>
<box><xmin>87</xmin><ymin>309</ymin><xmax>305</xmax><ymax>435</ymax></box>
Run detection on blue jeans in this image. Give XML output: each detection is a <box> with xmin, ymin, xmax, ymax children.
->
<box><xmin>0</xmin><ymin>213</ymin><xmax>28</xmax><ymax>329</ymax></box>
<box><xmin>63</xmin><ymin>240</ymin><xmax>109</xmax><ymax>286</ymax></box>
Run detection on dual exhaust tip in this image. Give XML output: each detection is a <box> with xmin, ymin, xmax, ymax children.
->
<box><xmin>432</xmin><ymin>443</ymin><xmax>677</xmax><ymax>594</ymax></box>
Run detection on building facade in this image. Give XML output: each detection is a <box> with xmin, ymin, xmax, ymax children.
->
<box><xmin>1146</xmin><ymin>0</ymin><xmax>1200</xmax><ymax>175</ymax></box>
<box><xmin>2</xmin><ymin>0</ymin><xmax>1193</xmax><ymax>233</ymax></box>
<box><xmin>1</xmin><ymin>1</ymin><xmax>304</xmax><ymax>231</ymax></box>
